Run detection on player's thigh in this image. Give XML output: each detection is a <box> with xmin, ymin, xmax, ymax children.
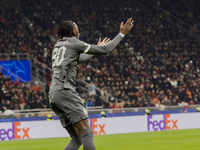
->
<box><xmin>65</xmin><ymin>124</ymin><xmax>80</xmax><ymax>137</ymax></box>
<box><xmin>50</xmin><ymin>89</ymin><xmax>89</xmax><ymax>127</ymax></box>
<box><xmin>50</xmin><ymin>102</ymin><xmax>71</xmax><ymax>128</ymax></box>
<box><xmin>49</xmin><ymin>91</ymin><xmax>71</xmax><ymax>128</ymax></box>
<box><xmin>73</xmin><ymin>118</ymin><xmax>90</xmax><ymax>133</ymax></box>
<box><xmin>59</xmin><ymin>89</ymin><xmax>89</xmax><ymax>124</ymax></box>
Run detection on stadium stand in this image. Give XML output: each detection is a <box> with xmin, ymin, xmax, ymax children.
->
<box><xmin>139</xmin><ymin>0</ymin><xmax>200</xmax><ymax>30</ymax></box>
<box><xmin>0</xmin><ymin>70</ymin><xmax>50</xmax><ymax>110</ymax></box>
<box><xmin>0</xmin><ymin>0</ymin><xmax>200</xmax><ymax>113</ymax></box>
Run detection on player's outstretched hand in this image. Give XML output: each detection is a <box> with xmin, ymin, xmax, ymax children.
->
<box><xmin>97</xmin><ymin>37</ymin><xmax>110</xmax><ymax>46</ymax></box>
<box><xmin>120</xmin><ymin>18</ymin><xmax>134</xmax><ymax>36</ymax></box>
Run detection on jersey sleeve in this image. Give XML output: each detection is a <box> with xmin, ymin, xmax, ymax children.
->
<box><xmin>78</xmin><ymin>53</ymin><xmax>94</xmax><ymax>63</ymax></box>
<box><xmin>75</xmin><ymin>33</ymin><xmax>123</xmax><ymax>55</ymax></box>
<box><xmin>74</xmin><ymin>40</ymin><xmax>92</xmax><ymax>53</ymax></box>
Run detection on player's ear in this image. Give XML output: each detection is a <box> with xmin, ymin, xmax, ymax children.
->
<box><xmin>72</xmin><ymin>26</ymin><xmax>75</xmax><ymax>33</ymax></box>
<box><xmin>72</xmin><ymin>26</ymin><xmax>77</xmax><ymax>37</ymax></box>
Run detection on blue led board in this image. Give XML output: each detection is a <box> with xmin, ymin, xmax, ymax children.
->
<box><xmin>0</xmin><ymin>61</ymin><xmax>31</xmax><ymax>83</ymax></box>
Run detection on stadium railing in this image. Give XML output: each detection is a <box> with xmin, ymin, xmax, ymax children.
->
<box><xmin>1</xmin><ymin>105</ymin><xmax>200</xmax><ymax>119</ymax></box>
<box><xmin>30</xmin><ymin>56</ymin><xmax>52</xmax><ymax>85</ymax></box>
<box><xmin>0</xmin><ymin>53</ymin><xmax>30</xmax><ymax>61</ymax></box>
<box><xmin>76</xmin><ymin>79</ymin><xmax>119</xmax><ymax>104</ymax></box>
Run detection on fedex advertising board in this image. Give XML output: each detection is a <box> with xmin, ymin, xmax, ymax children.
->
<box><xmin>1</xmin><ymin>113</ymin><xmax>200</xmax><ymax>141</ymax></box>
<box><xmin>147</xmin><ymin>113</ymin><xmax>200</xmax><ymax>131</ymax></box>
<box><xmin>90</xmin><ymin>113</ymin><xmax>200</xmax><ymax>135</ymax></box>
<box><xmin>147</xmin><ymin>114</ymin><xmax>178</xmax><ymax>131</ymax></box>
<box><xmin>0</xmin><ymin>121</ymin><xmax>68</xmax><ymax>141</ymax></box>
<box><xmin>0</xmin><ymin>122</ymin><xmax>30</xmax><ymax>141</ymax></box>
<box><xmin>90</xmin><ymin>116</ymin><xmax>146</xmax><ymax>135</ymax></box>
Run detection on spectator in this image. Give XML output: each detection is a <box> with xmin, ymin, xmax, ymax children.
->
<box><xmin>87</xmin><ymin>97</ymin><xmax>93</xmax><ymax>107</ymax></box>
<box><xmin>32</xmin><ymin>82</ymin><xmax>41</xmax><ymax>92</ymax></box>
<box><xmin>2</xmin><ymin>106</ymin><xmax>15</xmax><ymax>117</ymax></box>
<box><xmin>124</xmin><ymin>100</ymin><xmax>131</xmax><ymax>108</ymax></box>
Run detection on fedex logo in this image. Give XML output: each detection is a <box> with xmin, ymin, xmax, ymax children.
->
<box><xmin>0</xmin><ymin>122</ymin><xmax>30</xmax><ymax>141</ymax></box>
<box><xmin>147</xmin><ymin>114</ymin><xmax>178</xmax><ymax>131</ymax></box>
<box><xmin>90</xmin><ymin>119</ymin><xmax>106</xmax><ymax>135</ymax></box>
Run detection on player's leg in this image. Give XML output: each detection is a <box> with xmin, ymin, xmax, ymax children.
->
<box><xmin>64</xmin><ymin>124</ymin><xmax>82</xmax><ymax>150</ymax></box>
<box><xmin>49</xmin><ymin>91</ymin><xmax>82</xmax><ymax>150</ymax></box>
<box><xmin>73</xmin><ymin>118</ymin><xmax>96</xmax><ymax>150</ymax></box>
<box><xmin>51</xmin><ymin>103</ymin><xmax>82</xmax><ymax>150</ymax></box>
<box><xmin>51</xmin><ymin>89</ymin><xmax>96</xmax><ymax>150</ymax></box>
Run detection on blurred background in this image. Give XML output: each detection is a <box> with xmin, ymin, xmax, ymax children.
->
<box><xmin>0</xmin><ymin>0</ymin><xmax>200</xmax><ymax>119</ymax></box>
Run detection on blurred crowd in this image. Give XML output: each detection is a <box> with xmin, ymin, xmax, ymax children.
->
<box><xmin>0</xmin><ymin>0</ymin><xmax>200</xmax><ymax>111</ymax></box>
<box><xmin>140</xmin><ymin>0</ymin><xmax>200</xmax><ymax>29</ymax></box>
<box><xmin>0</xmin><ymin>70</ymin><xmax>50</xmax><ymax>111</ymax></box>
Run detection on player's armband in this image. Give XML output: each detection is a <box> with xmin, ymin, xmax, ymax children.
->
<box><xmin>83</xmin><ymin>44</ymin><xmax>91</xmax><ymax>54</ymax></box>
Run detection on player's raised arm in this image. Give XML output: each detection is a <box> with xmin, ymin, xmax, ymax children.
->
<box><xmin>76</xmin><ymin>18</ymin><xmax>134</xmax><ymax>55</ymax></box>
<box><xmin>119</xmin><ymin>17</ymin><xmax>134</xmax><ymax>36</ymax></box>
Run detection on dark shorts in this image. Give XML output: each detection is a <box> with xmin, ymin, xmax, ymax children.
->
<box><xmin>49</xmin><ymin>89</ymin><xmax>88</xmax><ymax>128</ymax></box>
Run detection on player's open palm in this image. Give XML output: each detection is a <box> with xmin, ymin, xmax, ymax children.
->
<box><xmin>120</xmin><ymin>18</ymin><xmax>134</xmax><ymax>35</ymax></box>
<box><xmin>97</xmin><ymin>37</ymin><xmax>110</xmax><ymax>46</ymax></box>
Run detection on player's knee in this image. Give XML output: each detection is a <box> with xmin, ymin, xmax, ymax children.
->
<box><xmin>64</xmin><ymin>135</ymin><xmax>82</xmax><ymax>150</ymax></box>
<box><xmin>80</xmin><ymin>127</ymin><xmax>94</xmax><ymax>137</ymax></box>
<box><xmin>72</xmin><ymin>135</ymin><xmax>82</xmax><ymax>145</ymax></box>
<box><xmin>80</xmin><ymin>128</ymin><xmax>96</xmax><ymax>150</ymax></box>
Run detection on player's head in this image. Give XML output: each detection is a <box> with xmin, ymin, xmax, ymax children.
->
<box><xmin>58</xmin><ymin>20</ymin><xmax>80</xmax><ymax>39</ymax></box>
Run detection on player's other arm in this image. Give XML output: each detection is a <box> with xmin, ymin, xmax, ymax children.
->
<box><xmin>76</xmin><ymin>18</ymin><xmax>134</xmax><ymax>55</ymax></box>
<box><xmin>78</xmin><ymin>37</ymin><xmax>111</xmax><ymax>63</ymax></box>
<box><xmin>78</xmin><ymin>54</ymin><xmax>94</xmax><ymax>63</ymax></box>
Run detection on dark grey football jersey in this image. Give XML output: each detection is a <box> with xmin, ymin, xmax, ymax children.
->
<box><xmin>49</xmin><ymin>34</ymin><xmax>123</xmax><ymax>93</ymax></box>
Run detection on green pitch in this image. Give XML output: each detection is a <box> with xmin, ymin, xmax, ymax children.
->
<box><xmin>1</xmin><ymin>129</ymin><xmax>200</xmax><ymax>150</ymax></box>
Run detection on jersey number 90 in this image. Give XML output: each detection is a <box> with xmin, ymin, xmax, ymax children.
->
<box><xmin>52</xmin><ymin>46</ymin><xmax>66</xmax><ymax>67</ymax></box>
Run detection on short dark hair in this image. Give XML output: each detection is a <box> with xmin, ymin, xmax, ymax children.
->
<box><xmin>57</xmin><ymin>20</ymin><xmax>75</xmax><ymax>39</ymax></box>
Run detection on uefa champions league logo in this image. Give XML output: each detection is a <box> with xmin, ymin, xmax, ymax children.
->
<box><xmin>0</xmin><ymin>61</ymin><xmax>31</xmax><ymax>83</ymax></box>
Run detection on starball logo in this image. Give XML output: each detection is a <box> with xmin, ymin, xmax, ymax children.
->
<box><xmin>0</xmin><ymin>122</ymin><xmax>30</xmax><ymax>141</ymax></box>
<box><xmin>147</xmin><ymin>114</ymin><xmax>178</xmax><ymax>131</ymax></box>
